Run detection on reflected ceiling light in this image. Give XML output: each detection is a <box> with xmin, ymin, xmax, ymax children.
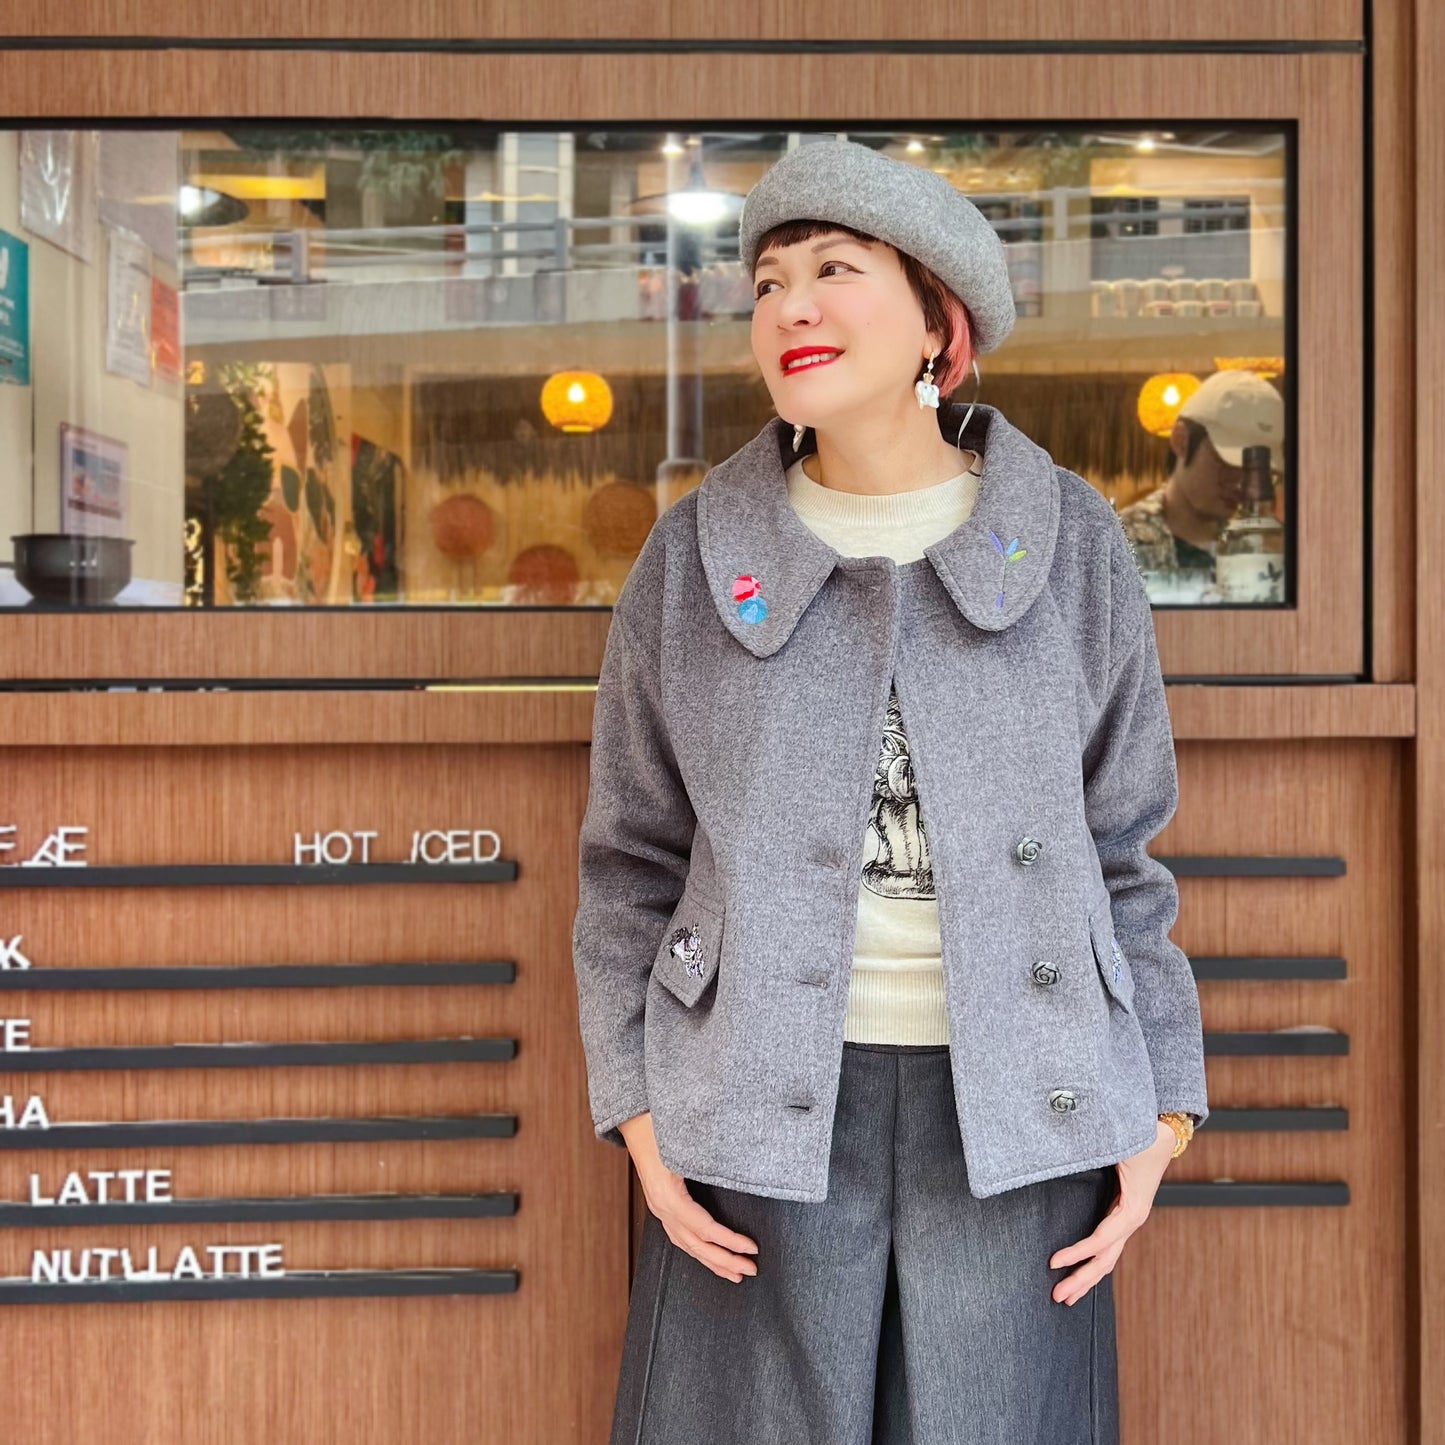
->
<box><xmin>180</xmin><ymin>184</ymin><xmax>216</xmax><ymax>218</ymax></box>
<box><xmin>177</xmin><ymin>183</ymin><xmax>249</xmax><ymax>227</ymax></box>
<box><xmin>1137</xmin><ymin>372</ymin><xmax>1201</xmax><ymax>437</ymax></box>
<box><xmin>668</xmin><ymin>189</ymin><xmax>730</xmax><ymax>224</ymax></box>
<box><xmin>906</xmin><ymin>140</ymin><xmax>926</xmax><ymax>154</ymax></box>
<box><xmin>664</xmin><ymin>153</ymin><xmax>737</xmax><ymax>225</ymax></box>
<box><xmin>541</xmin><ymin>370</ymin><xmax>614</xmax><ymax>434</ymax></box>
<box><xmin>631</xmin><ymin>149</ymin><xmax>745</xmax><ymax>224</ymax></box>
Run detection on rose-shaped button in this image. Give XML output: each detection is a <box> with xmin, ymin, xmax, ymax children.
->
<box><xmin>1014</xmin><ymin>836</ymin><xmax>1044</xmax><ymax>866</ymax></box>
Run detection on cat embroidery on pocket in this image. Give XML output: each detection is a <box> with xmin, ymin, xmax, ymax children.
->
<box><xmin>669</xmin><ymin>924</ymin><xmax>706</xmax><ymax>977</ymax></box>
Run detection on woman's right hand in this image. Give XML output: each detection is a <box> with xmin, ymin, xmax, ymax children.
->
<box><xmin>618</xmin><ymin>1111</ymin><xmax>760</xmax><ymax>1283</ymax></box>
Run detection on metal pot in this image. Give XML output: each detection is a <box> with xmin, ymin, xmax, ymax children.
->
<box><xmin>10</xmin><ymin>533</ymin><xmax>136</xmax><ymax>605</ymax></box>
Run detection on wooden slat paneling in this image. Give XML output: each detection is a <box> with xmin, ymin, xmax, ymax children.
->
<box><xmin>0</xmin><ymin>743</ymin><xmax>626</xmax><ymax>1445</ymax></box>
<box><xmin>1163</xmin><ymin>683</ymin><xmax>1414</xmax><ymax>740</ymax></box>
<box><xmin>0</xmin><ymin>610</ymin><xmax>613</xmax><ymax>685</ymax></box>
<box><xmin>0</xmin><ymin>683</ymin><xmax>1415</xmax><ymax>749</ymax></box>
<box><xmin>1415</xmin><ymin>0</ymin><xmax>1443</xmax><ymax>1440</ymax></box>
<box><xmin>0</xmin><ymin>0</ymin><xmax>1366</xmax><ymax>44</ymax></box>
<box><xmin>1119</xmin><ymin>738</ymin><xmax>1406</xmax><ymax>1444</ymax></box>
<box><xmin>0</xmin><ymin>687</ymin><xmax>603</xmax><ymax>747</ymax></box>
<box><xmin>1371</xmin><ymin>0</ymin><xmax>1417</xmax><ymax>683</ymax></box>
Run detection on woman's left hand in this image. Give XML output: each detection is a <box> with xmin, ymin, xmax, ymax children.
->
<box><xmin>1047</xmin><ymin>1120</ymin><xmax>1177</xmax><ymax>1306</ymax></box>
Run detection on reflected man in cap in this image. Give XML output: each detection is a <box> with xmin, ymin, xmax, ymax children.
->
<box><xmin>1117</xmin><ymin>369</ymin><xmax>1285</xmax><ymax>576</ymax></box>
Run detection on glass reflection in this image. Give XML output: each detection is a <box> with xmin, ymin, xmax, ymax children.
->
<box><xmin>0</xmin><ymin>126</ymin><xmax>1289</xmax><ymax>610</ymax></box>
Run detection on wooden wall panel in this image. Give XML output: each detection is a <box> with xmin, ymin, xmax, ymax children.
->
<box><xmin>0</xmin><ymin>0</ymin><xmax>1366</xmax><ymax>43</ymax></box>
<box><xmin>1414</xmin><ymin>0</ymin><xmax>1443</xmax><ymax>1439</ymax></box>
<box><xmin>0</xmin><ymin>682</ymin><xmax>1415</xmax><ymax>749</ymax></box>
<box><xmin>1117</xmin><ymin>738</ymin><xmax>1406</xmax><ymax>1444</ymax></box>
<box><xmin>0</xmin><ymin>610</ymin><xmax>613</xmax><ymax>684</ymax></box>
<box><xmin>1372</xmin><ymin>0</ymin><xmax>1417</xmax><ymax>683</ymax></box>
<box><xmin>0</xmin><ymin>743</ymin><xmax>627</xmax><ymax>1445</ymax></box>
<box><xmin>0</xmin><ymin>48</ymin><xmax>1338</xmax><ymax>124</ymax></box>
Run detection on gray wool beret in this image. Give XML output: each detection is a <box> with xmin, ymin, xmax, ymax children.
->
<box><xmin>738</xmin><ymin>139</ymin><xmax>1017</xmax><ymax>355</ymax></box>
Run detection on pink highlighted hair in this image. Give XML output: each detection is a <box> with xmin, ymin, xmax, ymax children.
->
<box><xmin>753</xmin><ymin>219</ymin><xmax>977</xmax><ymax>396</ymax></box>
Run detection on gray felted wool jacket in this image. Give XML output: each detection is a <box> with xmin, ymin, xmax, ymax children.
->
<box><xmin>571</xmin><ymin>398</ymin><xmax>1208</xmax><ymax>1203</ymax></box>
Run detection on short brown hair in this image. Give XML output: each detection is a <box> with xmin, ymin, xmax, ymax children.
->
<box><xmin>753</xmin><ymin>220</ymin><xmax>976</xmax><ymax>395</ymax></box>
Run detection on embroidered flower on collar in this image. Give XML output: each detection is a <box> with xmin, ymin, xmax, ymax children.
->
<box><xmin>732</xmin><ymin>573</ymin><xmax>769</xmax><ymax>624</ymax></box>
<box><xmin>988</xmin><ymin>530</ymin><xmax>1027</xmax><ymax>610</ymax></box>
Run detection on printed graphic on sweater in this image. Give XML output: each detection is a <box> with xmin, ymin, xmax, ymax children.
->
<box><xmin>861</xmin><ymin>683</ymin><xmax>935</xmax><ymax>901</ymax></box>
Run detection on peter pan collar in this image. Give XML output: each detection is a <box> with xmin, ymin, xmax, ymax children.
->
<box><xmin>695</xmin><ymin>400</ymin><xmax>1062</xmax><ymax>659</ymax></box>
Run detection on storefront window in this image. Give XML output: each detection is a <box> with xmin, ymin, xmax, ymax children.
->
<box><xmin>0</xmin><ymin>126</ymin><xmax>1289</xmax><ymax>610</ymax></box>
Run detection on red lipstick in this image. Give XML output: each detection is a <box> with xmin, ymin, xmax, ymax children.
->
<box><xmin>780</xmin><ymin>345</ymin><xmax>843</xmax><ymax>374</ymax></box>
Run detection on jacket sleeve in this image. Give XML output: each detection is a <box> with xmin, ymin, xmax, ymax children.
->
<box><xmin>1082</xmin><ymin>527</ymin><xmax>1209</xmax><ymax>1125</ymax></box>
<box><xmin>571</xmin><ymin>606</ymin><xmax>698</xmax><ymax>1149</ymax></box>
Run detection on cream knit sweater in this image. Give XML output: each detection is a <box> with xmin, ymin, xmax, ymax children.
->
<box><xmin>784</xmin><ymin>447</ymin><xmax>983</xmax><ymax>1045</ymax></box>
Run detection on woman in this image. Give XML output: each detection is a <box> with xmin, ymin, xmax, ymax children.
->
<box><xmin>571</xmin><ymin>139</ymin><xmax>1208</xmax><ymax>1445</ymax></box>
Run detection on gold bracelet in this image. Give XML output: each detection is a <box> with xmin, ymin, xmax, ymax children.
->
<box><xmin>1158</xmin><ymin>1111</ymin><xmax>1194</xmax><ymax>1159</ymax></box>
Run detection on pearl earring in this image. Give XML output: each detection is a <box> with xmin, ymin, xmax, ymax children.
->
<box><xmin>792</xmin><ymin>423</ymin><xmax>806</xmax><ymax>453</ymax></box>
<box><xmin>915</xmin><ymin>353</ymin><xmax>940</xmax><ymax>410</ymax></box>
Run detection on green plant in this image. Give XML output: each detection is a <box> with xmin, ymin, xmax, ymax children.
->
<box><xmin>195</xmin><ymin>363</ymin><xmax>276</xmax><ymax>603</ymax></box>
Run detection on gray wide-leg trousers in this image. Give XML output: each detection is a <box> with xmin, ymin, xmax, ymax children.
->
<box><xmin>609</xmin><ymin>1041</ymin><xmax>1121</xmax><ymax>1445</ymax></box>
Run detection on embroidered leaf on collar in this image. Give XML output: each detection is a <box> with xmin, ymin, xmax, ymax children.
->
<box><xmin>989</xmin><ymin>529</ymin><xmax>1028</xmax><ymax>564</ymax></box>
<box><xmin>989</xmin><ymin>529</ymin><xmax>1028</xmax><ymax>608</ymax></box>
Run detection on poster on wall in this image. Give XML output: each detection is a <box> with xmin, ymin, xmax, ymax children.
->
<box><xmin>150</xmin><ymin>278</ymin><xmax>181</xmax><ymax>385</ymax></box>
<box><xmin>104</xmin><ymin>226</ymin><xmax>152</xmax><ymax>387</ymax></box>
<box><xmin>59</xmin><ymin>423</ymin><xmax>129</xmax><ymax>537</ymax></box>
<box><xmin>241</xmin><ymin>362</ymin><xmax>354</xmax><ymax>606</ymax></box>
<box><xmin>98</xmin><ymin>131</ymin><xmax>179</xmax><ymax>267</ymax></box>
<box><xmin>18</xmin><ymin>130</ymin><xmax>98</xmax><ymax>264</ymax></box>
<box><xmin>0</xmin><ymin>230</ymin><xmax>30</xmax><ymax>386</ymax></box>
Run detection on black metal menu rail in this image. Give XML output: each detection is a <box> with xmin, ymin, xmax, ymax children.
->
<box><xmin>0</xmin><ymin>962</ymin><xmax>517</xmax><ymax>990</ymax></box>
<box><xmin>1157</xmin><ymin>855</ymin><xmax>1346</xmax><ymax>877</ymax></box>
<box><xmin>0</xmin><ymin>1114</ymin><xmax>519</xmax><ymax>1149</ymax></box>
<box><xmin>8</xmin><ymin>1039</ymin><xmax>517</xmax><ymax>1071</ymax></box>
<box><xmin>1203</xmin><ymin>1031</ymin><xmax>1349</xmax><ymax>1055</ymax></box>
<box><xmin>1189</xmin><ymin>955</ymin><xmax>1347</xmax><ymax>980</ymax></box>
<box><xmin>1155</xmin><ymin>1181</ymin><xmax>1350</xmax><ymax>1207</ymax></box>
<box><xmin>0</xmin><ymin>1192</ymin><xmax>520</xmax><ymax>1227</ymax></box>
<box><xmin>0</xmin><ymin>862</ymin><xmax>518</xmax><ymax>888</ymax></box>
<box><xmin>0</xmin><ymin>1268</ymin><xmax>521</xmax><ymax>1305</ymax></box>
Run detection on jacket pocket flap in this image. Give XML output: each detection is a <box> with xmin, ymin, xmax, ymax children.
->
<box><xmin>653</xmin><ymin>886</ymin><xmax>725</xmax><ymax>1007</ymax></box>
<box><xmin>1088</xmin><ymin>896</ymin><xmax>1136</xmax><ymax>1012</ymax></box>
